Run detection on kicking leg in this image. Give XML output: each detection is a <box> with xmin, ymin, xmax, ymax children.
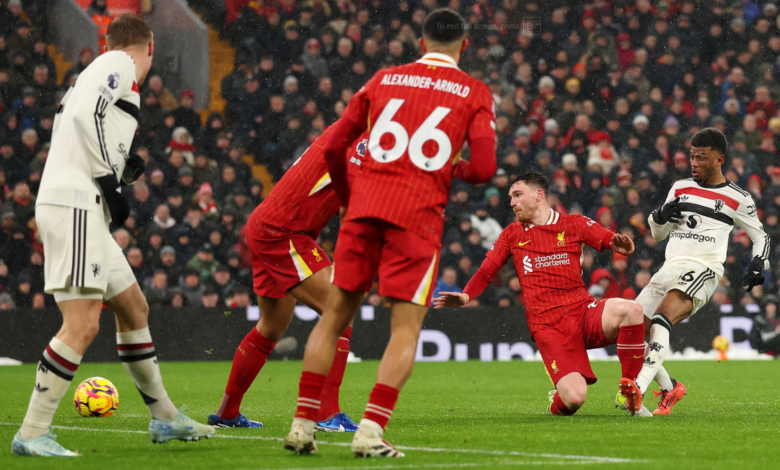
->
<box><xmin>635</xmin><ymin>290</ymin><xmax>692</xmax><ymax>398</ymax></box>
<box><xmin>211</xmin><ymin>293</ymin><xmax>296</xmax><ymax>425</ymax></box>
<box><xmin>106</xmin><ymin>284</ymin><xmax>215</xmax><ymax>443</ymax></box>
<box><xmin>14</xmin><ymin>295</ymin><xmax>102</xmax><ymax>456</ymax></box>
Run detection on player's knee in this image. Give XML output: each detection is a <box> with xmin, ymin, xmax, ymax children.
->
<box><xmin>626</xmin><ymin>302</ymin><xmax>645</xmax><ymax>325</ymax></box>
<box><xmin>80</xmin><ymin>320</ymin><xmax>101</xmax><ymax>344</ymax></box>
<box><xmin>562</xmin><ymin>388</ymin><xmax>587</xmax><ymax>410</ymax></box>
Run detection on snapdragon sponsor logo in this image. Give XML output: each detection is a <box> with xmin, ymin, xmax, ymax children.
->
<box><xmin>670</xmin><ymin>231</ymin><xmax>716</xmax><ymax>243</ymax></box>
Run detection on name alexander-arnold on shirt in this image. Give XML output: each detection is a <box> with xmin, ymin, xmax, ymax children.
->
<box><xmin>379</xmin><ymin>74</ymin><xmax>471</xmax><ymax>97</ymax></box>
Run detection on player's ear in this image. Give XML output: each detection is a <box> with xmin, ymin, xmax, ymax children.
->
<box><xmin>460</xmin><ymin>38</ymin><xmax>470</xmax><ymax>55</ymax></box>
<box><xmin>149</xmin><ymin>41</ymin><xmax>155</xmax><ymax>57</ymax></box>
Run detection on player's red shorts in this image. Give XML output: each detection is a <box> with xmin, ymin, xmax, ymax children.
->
<box><xmin>247</xmin><ymin>229</ymin><xmax>332</xmax><ymax>299</ymax></box>
<box><xmin>332</xmin><ymin>218</ymin><xmax>441</xmax><ymax>306</ymax></box>
<box><xmin>533</xmin><ymin>299</ymin><xmax>611</xmax><ymax>386</ymax></box>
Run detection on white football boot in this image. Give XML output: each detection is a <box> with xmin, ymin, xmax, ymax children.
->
<box><xmin>351</xmin><ymin>419</ymin><xmax>405</xmax><ymax>458</ymax></box>
<box><xmin>284</xmin><ymin>418</ymin><xmax>317</xmax><ymax>455</ymax></box>
<box><xmin>149</xmin><ymin>406</ymin><xmax>216</xmax><ymax>443</ymax></box>
<box><xmin>12</xmin><ymin>431</ymin><xmax>80</xmax><ymax>457</ymax></box>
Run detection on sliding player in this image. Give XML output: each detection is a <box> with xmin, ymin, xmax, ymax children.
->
<box><xmin>435</xmin><ymin>172</ymin><xmax>647</xmax><ymax>417</ymax></box>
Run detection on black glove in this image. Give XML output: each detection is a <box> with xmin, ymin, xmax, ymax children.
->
<box><xmin>121</xmin><ymin>153</ymin><xmax>145</xmax><ymax>186</ymax></box>
<box><xmin>744</xmin><ymin>256</ymin><xmax>765</xmax><ymax>292</ymax></box>
<box><xmin>652</xmin><ymin>197</ymin><xmax>683</xmax><ymax>224</ymax></box>
<box><xmin>96</xmin><ymin>174</ymin><xmax>130</xmax><ymax>227</ymax></box>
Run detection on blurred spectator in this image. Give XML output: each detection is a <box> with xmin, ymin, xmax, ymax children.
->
<box><xmin>187</xmin><ymin>243</ymin><xmax>219</xmax><ymax>280</ymax></box>
<box><xmin>432</xmin><ymin>266</ymin><xmax>461</xmax><ymax>302</ymax></box>
<box><xmin>0</xmin><ymin>291</ymin><xmax>15</xmax><ymax>309</ymax></box>
<box><xmin>751</xmin><ymin>296</ymin><xmax>780</xmax><ymax>355</ymax></box>
<box><xmin>144</xmin><ymin>270</ymin><xmax>172</xmax><ymax>308</ymax></box>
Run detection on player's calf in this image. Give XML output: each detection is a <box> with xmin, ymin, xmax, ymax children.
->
<box><xmin>549</xmin><ymin>373</ymin><xmax>587</xmax><ymax>415</ymax></box>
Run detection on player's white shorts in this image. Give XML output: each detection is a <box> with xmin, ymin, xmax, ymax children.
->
<box><xmin>635</xmin><ymin>259</ymin><xmax>721</xmax><ymax>318</ymax></box>
<box><xmin>37</xmin><ymin>204</ymin><xmax>136</xmax><ymax>302</ymax></box>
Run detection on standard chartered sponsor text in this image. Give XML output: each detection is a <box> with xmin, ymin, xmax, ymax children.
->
<box><xmin>534</xmin><ymin>253</ymin><xmax>570</xmax><ymax>268</ymax></box>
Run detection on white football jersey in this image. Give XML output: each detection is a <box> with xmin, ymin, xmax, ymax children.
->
<box><xmin>648</xmin><ymin>178</ymin><xmax>770</xmax><ymax>277</ymax></box>
<box><xmin>37</xmin><ymin>51</ymin><xmax>140</xmax><ymax>219</ymax></box>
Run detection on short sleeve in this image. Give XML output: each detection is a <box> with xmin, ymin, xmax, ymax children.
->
<box><xmin>574</xmin><ymin>215</ymin><xmax>614</xmax><ymax>251</ymax></box>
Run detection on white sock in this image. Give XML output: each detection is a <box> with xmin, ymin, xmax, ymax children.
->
<box><xmin>636</xmin><ymin>314</ymin><xmax>672</xmax><ymax>394</ymax></box>
<box><xmin>117</xmin><ymin>328</ymin><xmax>178</xmax><ymax>420</ymax></box>
<box><xmin>20</xmin><ymin>337</ymin><xmax>82</xmax><ymax>439</ymax></box>
<box><xmin>654</xmin><ymin>365</ymin><xmax>675</xmax><ymax>392</ymax></box>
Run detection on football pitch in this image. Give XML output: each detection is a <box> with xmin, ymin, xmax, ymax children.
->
<box><xmin>1</xmin><ymin>360</ymin><xmax>779</xmax><ymax>470</ymax></box>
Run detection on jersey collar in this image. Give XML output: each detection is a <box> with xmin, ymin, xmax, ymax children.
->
<box><xmin>524</xmin><ymin>209</ymin><xmax>559</xmax><ymax>231</ymax></box>
<box><xmin>416</xmin><ymin>52</ymin><xmax>460</xmax><ymax>69</ymax></box>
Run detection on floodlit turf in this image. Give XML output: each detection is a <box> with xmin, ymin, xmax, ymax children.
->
<box><xmin>1</xmin><ymin>360</ymin><xmax>779</xmax><ymax>469</ymax></box>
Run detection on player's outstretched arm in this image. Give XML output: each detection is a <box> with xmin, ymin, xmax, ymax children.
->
<box><xmin>433</xmin><ymin>292</ymin><xmax>470</xmax><ymax>309</ymax></box>
<box><xmin>735</xmin><ymin>195</ymin><xmax>771</xmax><ymax>291</ymax></box>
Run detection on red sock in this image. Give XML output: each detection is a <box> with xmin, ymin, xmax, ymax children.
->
<box><xmin>318</xmin><ymin>326</ymin><xmax>352</xmax><ymax>420</ymax></box>
<box><xmin>295</xmin><ymin>371</ymin><xmax>326</xmax><ymax>421</ymax></box>
<box><xmin>363</xmin><ymin>383</ymin><xmax>399</xmax><ymax>429</ymax></box>
<box><xmin>616</xmin><ymin>323</ymin><xmax>646</xmax><ymax>381</ymax></box>
<box><xmin>216</xmin><ymin>328</ymin><xmax>276</xmax><ymax>419</ymax></box>
<box><xmin>550</xmin><ymin>391</ymin><xmax>575</xmax><ymax>416</ymax></box>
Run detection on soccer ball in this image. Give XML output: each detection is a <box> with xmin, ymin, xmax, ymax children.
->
<box><xmin>712</xmin><ymin>335</ymin><xmax>730</xmax><ymax>352</ymax></box>
<box><xmin>74</xmin><ymin>377</ymin><xmax>119</xmax><ymax>417</ymax></box>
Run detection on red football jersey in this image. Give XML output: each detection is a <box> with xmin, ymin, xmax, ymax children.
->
<box><xmin>465</xmin><ymin>210</ymin><xmax>615</xmax><ymax>334</ymax></box>
<box><xmin>339</xmin><ymin>52</ymin><xmax>496</xmax><ymax>243</ymax></box>
<box><xmin>248</xmin><ymin>125</ymin><xmax>366</xmax><ymax>240</ymax></box>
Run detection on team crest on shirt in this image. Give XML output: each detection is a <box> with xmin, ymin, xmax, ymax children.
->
<box><xmin>551</xmin><ymin>360</ymin><xmax>559</xmax><ymax>374</ymax></box>
<box><xmin>107</xmin><ymin>73</ymin><xmax>120</xmax><ymax>89</ymax></box>
<box><xmin>557</xmin><ymin>231</ymin><xmax>566</xmax><ymax>246</ymax></box>
<box><xmin>714</xmin><ymin>200</ymin><xmax>724</xmax><ymax>213</ymax></box>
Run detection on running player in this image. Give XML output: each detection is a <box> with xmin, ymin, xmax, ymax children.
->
<box><xmin>12</xmin><ymin>15</ymin><xmax>214</xmax><ymax>457</ymax></box>
<box><xmin>434</xmin><ymin>171</ymin><xmax>646</xmax><ymax>417</ymax></box>
<box><xmin>284</xmin><ymin>8</ymin><xmax>497</xmax><ymax>458</ymax></box>
<box><xmin>208</xmin><ymin>123</ymin><xmax>365</xmax><ymax>432</ymax></box>
<box><xmin>629</xmin><ymin>127</ymin><xmax>769</xmax><ymax>416</ymax></box>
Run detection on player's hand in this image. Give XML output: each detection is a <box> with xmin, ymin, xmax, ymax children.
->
<box><xmin>743</xmin><ymin>256</ymin><xmax>765</xmax><ymax>292</ymax></box>
<box><xmin>96</xmin><ymin>175</ymin><xmax>130</xmax><ymax>227</ymax></box>
<box><xmin>433</xmin><ymin>292</ymin><xmax>470</xmax><ymax>309</ymax></box>
<box><xmin>121</xmin><ymin>153</ymin><xmax>145</xmax><ymax>186</ymax></box>
<box><xmin>653</xmin><ymin>197</ymin><xmax>683</xmax><ymax>224</ymax></box>
<box><xmin>610</xmin><ymin>234</ymin><xmax>635</xmax><ymax>256</ymax></box>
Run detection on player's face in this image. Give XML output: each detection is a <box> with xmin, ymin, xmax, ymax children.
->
<box><xmin>509</xmin><ymin>181</ymin><xmax>541</xmax><ymax>223</ymax></box>
<box><xmin>690</xmin><ymin>146</ymin><xmax>724</xmax><ymax>184</ymax></box>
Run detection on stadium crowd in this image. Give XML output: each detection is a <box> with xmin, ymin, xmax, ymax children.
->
<box><xmin>3</xmin><ymin>0</ymin><xmax>780</xmax><ymax>316</ymax></box>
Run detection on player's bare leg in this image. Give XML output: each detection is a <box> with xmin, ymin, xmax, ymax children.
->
<box><xmin>550</xmin><ymin>373</ymin><xmax>588</xmax><ymax>415</ymax></box>
<box><xmin>635</xmin><ymin>290</ymin><xmax>692</xmax><ymax>415</ymax></box>
<box><xmin>286</xmin><ymin>284</ymin><xmax>363</xmax><ymax>454</ymax></box>
<box><xmin>17</xmin><ymin>297</ymin><xmax>102</xmax><ymax>453</ymax></box>
<box><xmin>350</xmin><ymin>300</ymin><xmax>426</xmax><ymax>458</ymax></box>
<box><xmin>106</xmin><ymin>284</ymin><xmax>215</xmax><ymax>442</ymax></box>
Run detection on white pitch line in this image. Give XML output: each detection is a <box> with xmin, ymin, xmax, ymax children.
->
<box><xmin>0</xmin><ymin>423</ymin><xmax>641</xmax><ymax>464</ymax></box>
<box><xmin>238</xmin><ymin>461</ymin><xmax>603</xmax><ymax>470</ymax></box>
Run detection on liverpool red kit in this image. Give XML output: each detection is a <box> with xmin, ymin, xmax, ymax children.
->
<box><xmin>464</xmin><ymin>210</ymin><xmax>618</xmax><ymax>384</ymax></box>
<box><xmin>324</xmin><ymin>52</ymin><xmax>498</xmax><ymax>305</ymax></box>
<box><xmin>246</xmin><ymin>125</ymin><xmax>365</xmax><ymax>298</ymax></box>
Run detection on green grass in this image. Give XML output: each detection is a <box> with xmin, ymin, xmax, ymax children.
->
<box><xmin>1</xmin><ymin>360</ymin><xmax>779</xmax><ymax>469</ymax></box>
